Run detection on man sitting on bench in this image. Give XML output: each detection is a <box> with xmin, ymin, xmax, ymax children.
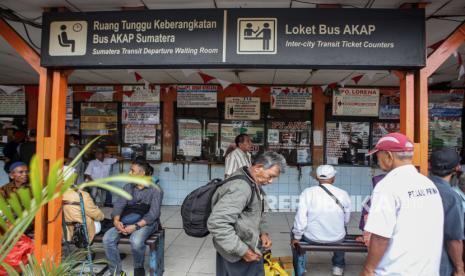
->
<box><xmin>103</xmin><ymin>160</ymin><xmax>163</xmax><ymax>276</ymax></box>
<box><xmin>291</xmin><ymin>165</ymin><xmax>351</xmax><ymax>276</ymax></box>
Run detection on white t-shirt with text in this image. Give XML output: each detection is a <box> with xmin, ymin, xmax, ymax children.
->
<box><xmin>365</xmin><ymin>165</ymin><xmax>444</xmax><ymax>276</ymax></box>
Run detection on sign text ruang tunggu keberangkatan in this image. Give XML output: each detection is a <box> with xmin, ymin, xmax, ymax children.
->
<box><xmin>41</xmin><ymin>8</ymin><xmax>425</xmax><ymax>69</ymax></box>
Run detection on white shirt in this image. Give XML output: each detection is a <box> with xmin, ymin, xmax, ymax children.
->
<box><xmin>225</xmin><ymin>148</ymin><xmax>252</xmax><ymax>177</ymax></box>
<box><xmin>84</xmin><ymin>158</ymin><xmax>118</xmax><ymax>180</ymax></box>
<box><xmin>293</xmin><ymin>184</ymin><xmax>351</xmax><ymax>243</ymax></box>
<box><xmin>365</xmin><ymin>165</ymin><xmax>444</xmax><ymax>276</ymax></box>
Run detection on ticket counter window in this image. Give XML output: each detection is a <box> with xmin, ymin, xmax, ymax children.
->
<box><xmin>267</xmin><ymin>121</ymin><xmax>311</xmax><ymax>165</ymax></box>
<box><xmin>176</xmin><ymin>119</ymin><xmax>203</xmax><ymax>161</ymax></box>
<box><xmin>220</xmin><ymin>121</ymin><xmax>265</xmax><ymax>160</ymax></box>
<box><xmin>325</xmin><ymin>121</ymin><xmax>370</xmax><ymax>166</ymax></box>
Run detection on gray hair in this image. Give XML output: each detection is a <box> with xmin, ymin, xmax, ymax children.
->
<box><xmin>392</xmin><ymin>151</ymin><xmax>414</xmax><ymax>160</ymax></box>
<box><xmin>253</xmin><ymin>151</ymin><xmax>287</xmax><ymax>173</ymax></box>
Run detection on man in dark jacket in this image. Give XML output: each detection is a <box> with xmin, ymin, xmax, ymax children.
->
<box><xmin>208</xmin><ymin>151</ymin><xmax>286</xmax><ymax>276</ymax></box>
<box><xmin>19</xmin><ymin>129</ymin><xmax>36</xmax><ymax>166</ymax></box>
<box><xmin>429</xmin><ymin>147</ymin><xmax>465</xmax><ymax>276</ymax></box>
<box><xmin>3</xmin><ymin>130</ymin><xmax>25</xmax><ymax>173</ymax></box>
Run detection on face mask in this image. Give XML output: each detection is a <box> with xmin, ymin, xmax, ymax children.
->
<box><xmin>70</xmin><ymin>143</ymin><xmax>76</xmax><ymax>146</ymax></box>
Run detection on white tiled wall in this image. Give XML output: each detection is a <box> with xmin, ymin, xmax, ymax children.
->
<box><xmin>154</xmin><ymin>162</ymin><xmax>378</xmax><ymax>212</ymax></box>
<box><xmin>0</xmin><ymin>160</ymin><xmax>379</xmax><ymax>212</ymax></box>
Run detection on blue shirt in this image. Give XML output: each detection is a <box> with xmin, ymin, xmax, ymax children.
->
<box><xmin>112</xmin><ymin>183</ymin><xmax>163</xmax><ymax>225</ymax></box>
<box><xmin>453</xmin><ymin>186</ymin><xmax>465</xmax><ymax>211</ymax></box>
<box><xmin>430</xmin><ymin>175</ymin><xmax>465</xmax><ymax>276</ymax></box>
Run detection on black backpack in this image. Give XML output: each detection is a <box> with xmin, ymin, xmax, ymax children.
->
<box><xmin>181</xmin><ymin>174</ymin><xmax>255</xmax><ymax>237</ymax></box>
<box><xmin>71</xmin><ymin>223</ymin><xmax>89</xmax><ymax>248</ymax></box>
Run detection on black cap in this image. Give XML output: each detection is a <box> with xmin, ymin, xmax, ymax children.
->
<box><xmin>430</xmin><ymin>147</ymin><xmax>460</xmax><ymax>175</ymax></box>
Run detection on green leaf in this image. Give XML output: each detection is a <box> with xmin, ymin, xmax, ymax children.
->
<box><xmin>46</xmin><ymin>160</ymin><xmax>62</xmax><ymax>200</ymax></box>
<box><xmin>60</xmin><ymin>173</ymin><xmax>77</xmax><ymax>195</ymax></box>
<box><xmin>2</xmin><ymin>262</ymin><xmax>20</xmax><ymax>276</ymax></box>
<box><xmin>17</xmin><ymin>188</ymin><xmax>31</xmax><ymax>211</ymax></box>
<box><xmin>84</xmin><ymin>175</ymin><xmax>153</xmax><ymax>187</ymax></box>
<box><xmin>29</xmin><ymin>156</ymin><xmax>42</xmax><ymax>205</ymax></box>
<box><xmin>7</xmin><ymin>192</ymin><xmax>23</xmax><ymax>218</ymax></box>
<box><xmin>79</xmin><ymin>182</ymin><xmax>133</xmax><ymax>200</ymax></box>
<box><xmin>0</xmin><ymin>216</ymin><xmax>8</xmax><ymax>231</ymax></box>
<box><xmin>0</xmin><ymin>195</ymin><xmax>15</xmax><ymax>222</ymax></box>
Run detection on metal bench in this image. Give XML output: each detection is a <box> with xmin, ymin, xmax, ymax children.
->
<box><xmin>295</xmin><ymin>234</ymin><xmax>367</xmax><ymax>253</ymax></box>
<box><xmin>93</xmin><ymin>228</ymin><xmax>165</xmax><ymax>276</ymax></box>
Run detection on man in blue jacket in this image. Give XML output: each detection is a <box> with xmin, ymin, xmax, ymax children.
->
<box><xmin>430</xmin><ymin>147</ymin><xmax>465</xmax><ymax>276</ymax></box>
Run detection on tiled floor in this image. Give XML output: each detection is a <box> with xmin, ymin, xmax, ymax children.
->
<box><xmin>94</xmin><ymin>206</ymin><xmax>365</xmax><ymax>276</ymax></box>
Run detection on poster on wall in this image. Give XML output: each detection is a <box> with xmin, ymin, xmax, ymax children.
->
<box><xmin>270</xmin><ymin>87</ymin><xmax>312</xmax><ymax>110</ymax></box>
<box><xmin>81</xmin><ymin>103</ymin><xmax>118</xmax><ymax>122</ymax></box>
<box><xmin>429</xmin><ymin>90</ymin><xmax>463</xmax><ymax>150</ymax></box>
<box><xmin>177</xmin><ymin>85</ymin><xmax>217</xmax><ymax>108</ymax></box>
<box><xmin>379</xmin><ymin>105</ymin><xmax>400</xmax><ymax>119</ymax></box>
<box><xmin>225</xmin><ymin>97</ymin><xmax>260</xmax><ymax>120</ymax></box>
<box><xmin>267</xmin><ymin>121</ymin><xmax>312</xmax><ymax>164</ymax></box>
<box><xmin>66</xmin><ymin>87</ymin><xmax>73</xmax><ymax>120</ymax></box>
<box><xmin>0</xmin><ymin>86</ymin><xmax>25</xmax><ymax>115</ymax></box>
<box><xmin>122</xmin><ymin>102</ymin><xmax>160</xmax><ymax>124</ymax></box>
<box><xmin>87</xmin><ymin>91</ymin><xmax>114</xmax><ymax>102</ymax></box>
<box><xmin>325</xmin><ymin>121</ymin><xmax>370</xmax><ymax>166</ymax></box>
<box><xmin>372</xmin><ymin>122</ymin><xmax>400</xmax><ymax>146</ymax></box>
<box><xmin>332</xmin><ymin>88</ymin><xmax>380</xmax><ymax>117</ymax></box>
<box><xmin>123</xmin><ymin>85</ymin><xmax>160</xmax><ymax>102</ymax></box>
<box><xmin>146</xmin><ymin>144</ymin><xmax>161</xmax><ymax>161</ymax></box>
<box><xmin>124</xmin><ymin>124</ymin><xmax>157</xmax><ymax>144</ymax></box>
<box><xmin>177</xmin><ymin>119</ymin><xmax>202</xmax><ymax>157</ymax></box>
<box><xmin>80</xmin><ymin>102</ymin><xmax>118</xmax><ymax>137</ymax></box>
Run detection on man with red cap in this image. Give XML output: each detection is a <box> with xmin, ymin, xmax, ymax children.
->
<box><xmin>361</xmin><ymin>132</ymin><xmax>444</xmax><ymax>276</ymax></box>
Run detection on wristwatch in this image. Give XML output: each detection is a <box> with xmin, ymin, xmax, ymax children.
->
<box><xmin>135</xmin><ymin>224</ymin><xmax>141</xmax><ymax>230</ymax></box>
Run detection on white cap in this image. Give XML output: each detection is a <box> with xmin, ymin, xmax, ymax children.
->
<box><xmin>316</xmin><ymin>165</ymin><xmax>337</xmax><ymax>180</ymax></box>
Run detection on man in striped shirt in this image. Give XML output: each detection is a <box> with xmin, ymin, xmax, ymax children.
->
<box><xmin>224</xmin><ymin>134</ymin><xmax>253</xmax><ymax>178</ymax></box>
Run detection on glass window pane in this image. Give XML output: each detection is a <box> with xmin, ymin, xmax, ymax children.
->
<box><xmin>326</xmin><ymin>121</ymin><xmax>370</xmax><ymax>166</ymax></box>
<box><xmin>267</xmin><ymin>121</ymin><xmax>312</xmax><ymax>164</ymax></box>
<box><xmin>177</xmin><ymin>119</ymin><xmax>202</xmax><ymax>160</ymax></box>
<box><xmin>220</xmin><ymin>121</ymin><xmax>265</xmax><ymax>159</ymax></box>
<box><xmin>203</xmin><ymin>121</ymin><xmax>219</xmax><ymax>161</ymax></box>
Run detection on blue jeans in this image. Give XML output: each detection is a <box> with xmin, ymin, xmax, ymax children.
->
<box><xmin>90</xmin><ymin>188</ymin><xmax>112</xmax><ymax>204</ymax></box>
<box><xmin>121</xmin><ymin>213</ymin><xmax>142</xmax><ymax>225</ymax></box>
<box><xmin>103</xmin><ymin>222</ymin><xmax>157</xmax><ymax>274</ymax></box>
<box><xmin>292</xmin><ymin>236</ymin><xmax>345</xmax><ymax>276</ymax></box>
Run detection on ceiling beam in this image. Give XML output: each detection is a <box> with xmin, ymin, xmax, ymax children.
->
<box><xmin>0</xmin><ymin>18</ymin><xmax>41</xmax><ymax>74</ymax></box>
<box><xmin>425</xmin><ymin>21</ymin><xmax>465</xmax><ymax>77</ymax></box>
<box><xmin>398</xmin><ymin>2</ymin><xmax>429</xmax><ymax>9</ymax></box>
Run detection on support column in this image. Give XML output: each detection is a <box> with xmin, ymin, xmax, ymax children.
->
<box><xmin>415</xmin><ymin>69</ymin><xmax>429</xmax><ymax>175</ymax></box>
<box><xmin>34</xmin><ymin>68</ymin><xmax>69</xmax><ymax>263</ymax></box>
<box><xmin>161</xmin><ymin>87</ymin><xmax>176</xmax><ymax>162</ymax></box>
<box><xmin>312</xmin><ymin>86</ymin><xmax>329</xmax><ymax>166</ymax></box>
<box><xmin>396</xmin><ymin>72</ymin><xmax>415</xmax><ymax>139</ymax></box>
<box><xmin>395</xmin><ymin>71</ymin><xmax>420</xmax><ymax>166</ymax></box>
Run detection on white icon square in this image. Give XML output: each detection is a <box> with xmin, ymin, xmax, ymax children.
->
<box><xmin>49</xmin><ymin>21</ymin><xmax>87</xmax><ymax>56</ymax></box>
<box><xmin>237</xmin><ymin>18</ymin><xmax>277</xmax><ymax>54</ymax></box>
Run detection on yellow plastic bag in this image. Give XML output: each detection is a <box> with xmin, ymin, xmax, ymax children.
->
<box><xmin>264</xmin><ymin>252</ymin><xmax>289</xmax><ymax>276</ymax></box>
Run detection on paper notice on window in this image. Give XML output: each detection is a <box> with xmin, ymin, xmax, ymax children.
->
<box><xmin>332</xmin><ymin>88</ymin><xmax>379</xmax><ymax>117</ymax></box>
<box><xmin>225</xmin><ymin>97</ymin><xmax>260</xmax><ymax>120</ymax></box>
